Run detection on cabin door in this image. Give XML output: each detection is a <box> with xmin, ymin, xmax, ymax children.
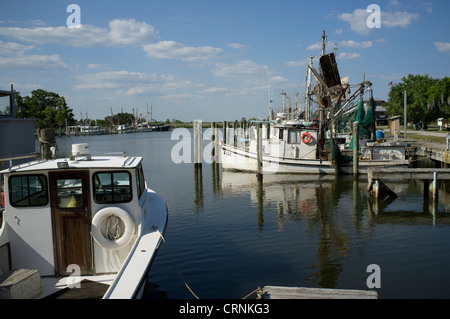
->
<box><xmin>49</xmin><ymin>170</ymin><xmax>93</xmax><ymax>275</ymax></box>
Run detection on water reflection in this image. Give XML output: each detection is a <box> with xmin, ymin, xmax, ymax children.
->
<box><xmin>217</xmin><ymin>170</ymin><xmax>450</xmax><ymax>289</ymax></box>
<box><xmin>219</xmin><ymin>172</ymin><xmax>358</xmax><ymax>288</ymax></box>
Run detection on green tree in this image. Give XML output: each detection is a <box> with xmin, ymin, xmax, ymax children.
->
<box><xmin>427</xmin><ymin>77</ymin><xmax>450</xmax><ymax>121</ymax></box>
<box><xmin>15</xmin><ymin>89</ymin><xmax>75</xmax><ymax>129</ymax></box>
<box><xmin>387</xmin><ymin>74</ymin><xmax>438</xmax><ymax>125</ymax></box>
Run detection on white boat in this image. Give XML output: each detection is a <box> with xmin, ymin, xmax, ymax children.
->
<box><xmin>219</xmin><ymin>31</ymin><xmax>409</xmax><ymax>175</ymax></box>
<box><xmin>0</xmin><ymin>143</ymin><xmax>168</xmax><ymax>299</ymax></box>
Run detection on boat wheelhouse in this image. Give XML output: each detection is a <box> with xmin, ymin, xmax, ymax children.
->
<box><xmin>0</xmin><ymin>143</ymin><xmax>168</xmax><ymax>299</ymax></box>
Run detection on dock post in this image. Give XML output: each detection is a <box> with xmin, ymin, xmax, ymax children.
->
<box><xmin>429</xmin><ymin>172</ymin><xmax>438</xmax><ymax>202</ymax></box>
<box><xmin>193</xmin><ymin>120</ymin><xmax>202</xmax><ymax>167</ymax></box>
<box><xmin>223</xmin><ymin>121</ymin><xmax>227</xmax><ymax>145</ymax></box>
<box><xmin>257</xmin><ymin>122</ymin><xmax>262</xmax><ymax>176</ymax></box>
<box><xmin>353</xmin><ymin>121</ymin><xmax>359</xmax><ymax>177</ymax></box>
<box><xmin>211</xmin><ymin>122</ymin><xmax>216</xmax><ymax>163</ymax></box>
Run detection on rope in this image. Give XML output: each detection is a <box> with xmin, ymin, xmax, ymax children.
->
<box><xmin>154</xmin><ymin>228</ymin><xmax>264</xmax><ymax>300</ymax></box>
<box><xmin>155</xmin><ymin>229</ymin><xmax>200</xmax><ymax>299</ymax></box>
<box><xmin>242</xmin><ymin>287</ymin><xmax>264</xmax><ymax>299</ymax></box>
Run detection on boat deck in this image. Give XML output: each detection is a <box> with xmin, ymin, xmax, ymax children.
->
<box><xmin>39</xmin><ymin>274</ymin><xmax>116</xmax><ymax>299</ymax></box>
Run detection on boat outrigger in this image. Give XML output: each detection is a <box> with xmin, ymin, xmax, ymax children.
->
<box><xmin>220</xmin><ymin>31</ymin><xmax>409</xmax><ymax>175</ymax></box>
<box><xmin>0</xmin><ymin>143</ymin><xmax>168</xmax><ymax>299</ymax></box>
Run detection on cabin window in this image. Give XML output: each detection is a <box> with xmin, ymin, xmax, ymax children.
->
<box><xmin>56</xmin><ymin>178</ymin><xmax>84</xmax><ymax>208</ymax></box>
<box><xmin>9</xmin><ymin>175</ymin><xmax>48</xmax><ymax>207</ymax></box>
<box><xmin>288</xmin><ymin>130</ymin><xmax>300</xmax><ymax>144</ymax></box>
<box><xmin>136</xmin><ymin>165</ymin><xmax>146</xmax><ymax>199</ymax></box>
<box><xmin>93</xmin><ymin>171</ymin><xmax>132</xmax><ymax>204</ymax></box>
<box><xmin>0</xmin><ymin>95</ymin><xmax>12</xmax><ymax>116</ymax></box>
<box><xmin>278</xmin><ymin>129</ymin><xmax>284</xmax><ymax>140</ymax></box>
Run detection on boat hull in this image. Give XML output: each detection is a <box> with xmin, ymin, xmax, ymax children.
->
<box><xmin>220</xmin><ymin>144</ymin><xmax>409</xmax><ymax>175</ymax></box>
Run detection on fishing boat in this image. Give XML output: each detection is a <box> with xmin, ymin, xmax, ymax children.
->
<box><xmin>0</xmin><ymin>143</ymin><xmax>168</xmax><ymax>299</ymax></box>
<box><xmin>220</xmin><ymin>31</ymin><xmax>409</xmax><ymax>175</ymax></box>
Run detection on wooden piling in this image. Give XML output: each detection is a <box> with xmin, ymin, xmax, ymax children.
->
<box><xmin>223</xmin><ymin>121</ymin><xmax>227</xmax><ymax>145</ymax></box>
<box><xmin>40</xmin><ymin>128</ymin><xmax>56</xmax><ymax>160</ymax></box>
<box><xmin>193</xmin><ymin>120</ymin><xmax>202</xmax><ymax>167</ymax></box>
<box><xmin>257</xmin><ymin>122</ymin><xmax>262</xmax><ymax>176</ymax></box>
<box><xmin>353</xmin><ymin>121</ymin><xmax>359</xmax><ymax>177</ymax></box>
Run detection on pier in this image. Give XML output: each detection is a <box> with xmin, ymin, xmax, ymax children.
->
<box><xmin>258</xmin><ymin>286</ymin><xmax>378</xmax><ymax>299</ymax></box>
<box><xmin>367</xmin><ymin>168</ymin><xmax>450</xmax><ymax>200</ymax></box>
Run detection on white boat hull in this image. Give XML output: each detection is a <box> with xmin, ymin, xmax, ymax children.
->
<box><xmin>220</xmin><ymin>143</ymin><xmax>409</xmax><ymax>175</ymax></box>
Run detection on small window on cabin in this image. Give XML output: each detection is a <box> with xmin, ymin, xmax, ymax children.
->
<box><xmin>288</xmin><ymin>130</ymin><xmax>299</xmax><ymax>144</ymax></box>
<box><xmin>56</xmin><ymin>178</ymin><xmax>83</xmax><ymax>208</ymax></box>
<box><xmin>0</xmin><ymin>95</ymin><xmax>12</xmax><ymax>116</ymax></box>
<box><xmin>278</xmin><ymin>129</ymin><xmax>284</xmax><ymax>140</ymax></box>
<box><xmin>136</xmin><ymin>165</ymin><xmax>146</xmax><ymax>199</ymax></box>
<box><xmin>93</xmin><ymin>171</ymin><xmax>132</xmax><ymax>204</ymax></box>
<box><xmin>9</xmin><ymin>175</ymin><xmax>48</xmax><ymax>207</ymax></box>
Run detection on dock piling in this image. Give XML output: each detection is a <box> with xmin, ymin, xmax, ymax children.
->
<box><xmin>353</xmin><ymin>121</ymin><xmax>359</xmax><ymax>177</ymax></box>
<box><xmin>193</xmin><ymin>120</ymin><xmax>202</xmax><ymax>167</ymax></box>
<box><xmin>256</xmin><ymin>122</ymin><xmax>262</xmax><ymax>176</ymax></box>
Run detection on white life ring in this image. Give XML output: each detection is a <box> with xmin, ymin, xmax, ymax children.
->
<box><xmin>91</xmin><ymin>207</ymin><xmax>135</xmax><ymax>250</ymax></box>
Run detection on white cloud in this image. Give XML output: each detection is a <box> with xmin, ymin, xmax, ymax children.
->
<box><xmin>227</xmin><ymin>43</ymin><xmax>248</xmax><ymax>50</ymax></box>
<box><xmin>435</xmin><ymin>42</ymin><xmax>450</xmax><ymax>54</ymax></box>
<box><xmin>382</xmin><ymin>11</ymin><xmax>419</xmax><ymax>28</ymax></box>
<box><xmin>74</xmin><ymin>71</ymin><xmax>163</xmax><ymax>90</ymax></box>
<box><xmin>338</xmin><ymin>8</ymin><xmax>418</xmax><ymax>35</ymax></box>
<box><xmin>0</xmin><ymin>54</ymin><xmax>69</xmax><ymax>70</ymax></box>
<box><xmin>142</xmin><ymin>41</ymin><xmax>222</xmax><ymax>61</ymax></box>
<box><xmin>285</xmin><ymin>58</ymin><xmax>309</xmax><ymax>67</ymax></box>
<box><xmin>339</xmin><ymin>40</ymin><xmax>373</xmax><ymax>49</ymax></box>
<box><xmin>213</xmin><ymin>60</ymin><xmax>273</xmax><ymax>78</ymax></box>
<box><xmin>204</xmin><ymin>87</ymin><xmax>229</xmax><ymax>93</ymax></box>
<box><xmin>306</xmin><ymin>42</ymin><xmax>322</xmax><ymax>51</ymax></box>
<box><xmin>0</xmin><ymin>19</ymin><xmax>157</xmax><ymax>47</ymax></box>
<box><xmin>0</xmin><ymin>40</ymin><xmax>35</xmax><ymax>56</ymax></box>
<box><xmin>338</xmin><ymin>52</ymin><xmax>360</xmax><ymax>60</ymax></box>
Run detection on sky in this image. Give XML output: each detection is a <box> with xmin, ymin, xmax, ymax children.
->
<box><xmin>0</xmin><ymin>0</ymin><xmax>449</xmax><ymax>122</ymax></box>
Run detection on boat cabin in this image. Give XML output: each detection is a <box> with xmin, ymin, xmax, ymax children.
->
<box><xmin>0</xmin><ymin>143</ymin><xmax>166</xmax><ymax>289</ymax></box>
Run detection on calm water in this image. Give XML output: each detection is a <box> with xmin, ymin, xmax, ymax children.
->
<box><xmin>55</xmin><ymin>130</ymin><xmax>450</xmax><ymax>299</ymax></box>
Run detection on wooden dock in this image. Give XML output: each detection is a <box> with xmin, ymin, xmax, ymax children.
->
<box><xmin>367</xmin><ymin>167</ymin><xmax>450</xmax><ymax>185</ymax></box>
<box><xmin>367</xmin><ymin>167</ymin><xmax>450</xmax><ymax>200</ymax></box>
<box><xmin>258</xmin><ymin>286</ymin><xmax>378</xmax><ymax>299</ymax></box>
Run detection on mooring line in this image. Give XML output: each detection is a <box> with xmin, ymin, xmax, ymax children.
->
<box><xmin>155</xmin><ymin>229</ymin><xmax>200</xmax><ymax>299</ymax></box>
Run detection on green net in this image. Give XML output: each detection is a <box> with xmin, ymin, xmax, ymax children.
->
<box><xmin>350</xmin><ymin>95</ymin><xmax>376</xmax><ymax>149</ymax></box>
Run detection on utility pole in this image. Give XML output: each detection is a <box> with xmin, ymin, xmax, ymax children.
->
<box><xmin>404</xmin><ymin>90</ymin><xmax>407</xmax><ymax>138</ymax></box>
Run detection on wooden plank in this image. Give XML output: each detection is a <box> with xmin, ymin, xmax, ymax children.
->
<box><xmin>260</xmin><ymin>286</ymin><xmax>378</xmax><ymax>299</ymax></box>
<box><xmin>368</xmin><ymin>168</ymin><xmax>450</xmax><ymax>182</ymax></box>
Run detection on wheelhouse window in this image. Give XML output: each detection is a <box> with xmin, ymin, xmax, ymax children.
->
<box><xmin>56</xmin><ymin>178</ymin><xmax>83</xmax><ymax>208</ymax></box>
<box><xmin>93</xmin><ymin>171</ymin><xmax>132</xmax><ymax>204</ymax></box>
<box><xmin>0</xmin><ymin>94</ymin><xmax>12</xmax><ymax>116</ymax></box>
<box><xmin>287</xmin><ymin>129</ymin><xmax>300</xmax><ymax>144</ymax></box>
<box><xmin>136</xmin><ymin>165</ymin><xmax>146</xmax><ymax>199</ymax></box>
<box><xmin>9</xmin><ymin>175</ymin><xmax>48</xmax><ymax>207</ymax></box>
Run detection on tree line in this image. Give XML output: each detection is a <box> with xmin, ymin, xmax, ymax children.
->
<box><xmin>14</xmin><ymin>89</ymin><xmax>181</xmax><ymax>130</ymax></box>
<box><xmin>387</xmin><ymin>74</ymin><xmax>450</xmax><ymax>125</ymax></box>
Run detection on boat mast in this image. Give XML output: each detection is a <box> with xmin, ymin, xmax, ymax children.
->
<box><xmin>268</xmin><ymin>81</ymin><xmax>274</xmax><ymax>120</ymax></box>
<box><xmin>305</xmin><ymin>55</ymin><xmax>313</xmax><ymax>122</ymax></box>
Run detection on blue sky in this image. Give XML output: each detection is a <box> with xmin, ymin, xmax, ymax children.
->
<box><xmin>0</xmin><ymin>0</ymin><xmax>449</xmax><ymax>122</ymax></box>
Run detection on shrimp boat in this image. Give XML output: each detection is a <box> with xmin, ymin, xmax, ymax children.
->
<box><xmin>0</xmin><ymin>143</ymin><xmax>168</xmax><ymax>299</ymax></box>
<box><xmin>219</xmin><ymin>31</ymin><xmax>409</xmax><ymax>175</ymax></box>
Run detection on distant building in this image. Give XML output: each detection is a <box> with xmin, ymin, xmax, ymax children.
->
<box><xmin>364</xmin><ymin>98</ymin><xmax>388</xmax><ymax>126</ymax></box>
